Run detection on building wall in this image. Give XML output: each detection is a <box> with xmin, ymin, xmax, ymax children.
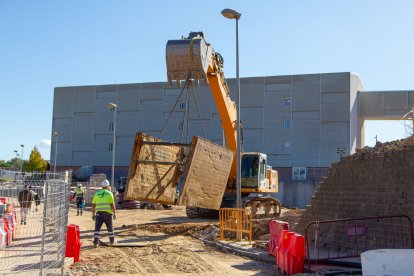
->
<box><xmin>51</xmin><ymin>72</ymin><xmax>371</xmax><ymax>207</ymax></box>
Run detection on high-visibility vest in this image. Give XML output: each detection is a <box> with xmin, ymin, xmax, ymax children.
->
<box><xmin>75</xmin><ymin>188</ymin><xmax>84</xmax><ymax>198</ymax></box>
<box><xmin>92</xmin><ymin>189</ymin><xmax>114</xmax><ymax>214</ymax></box>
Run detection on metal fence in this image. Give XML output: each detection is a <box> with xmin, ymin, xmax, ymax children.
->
<box><xmin>305</xmin><ymin>215</ymin><xmax>414</xmax><ymax>270</ymax></box>
<box><xmin>0</xmin><ymin>170</ymin><xmax>71</xmax><ymax>275</ymax></box>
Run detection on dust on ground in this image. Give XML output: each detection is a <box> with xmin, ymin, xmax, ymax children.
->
<box><xmin>67</xmin><ymin>205</ymin><xmax>282</xmax><ymax>275</ymax></box>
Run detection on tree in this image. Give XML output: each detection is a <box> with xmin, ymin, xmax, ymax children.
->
<box><xmin>25</xmin><ymin>146</ymin><xmax>47</xmax><ymax>172</ymax></box>
<box><xmin>0</xmin><ymin>160</ymin><xmax>12</xmax><ymax>168</ymax></box>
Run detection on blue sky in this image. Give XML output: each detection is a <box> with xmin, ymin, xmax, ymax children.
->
<box><xmin>1</xmin><ymin>1</ymin><xmax>413</xmax><ymax>161</ymax></box>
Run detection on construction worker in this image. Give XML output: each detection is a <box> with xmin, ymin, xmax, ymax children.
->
<box><xmin>92</xmin><ymin>179</ymin><xmax>116</xmax><ymax>247</ymax></box>
<box><xmin>74</xmin><ymin>183</ymin><xmax>85</xmax><ymax>216</ymax></box>
<box><xmin>18</xmin><ymin>185</ymin><xmax>34</xmax><ymax>225</ymax></box>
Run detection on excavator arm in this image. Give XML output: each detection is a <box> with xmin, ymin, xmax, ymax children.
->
<box><xmin>166</xmin><ymin>32</ymin><xmax>238</xmax><ymax>180</ymax></box>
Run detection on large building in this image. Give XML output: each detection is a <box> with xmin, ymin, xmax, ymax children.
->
<box><xmin>52</xmin><ymin>72</ymin><xmax>414</xmax><ymax>207</ymax></box>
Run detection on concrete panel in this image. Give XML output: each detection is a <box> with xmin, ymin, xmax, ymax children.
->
<box><xmin>96</xmin><ymin>85</ymin><xmax>117</xmax><ymax>92</ymax></box>
<box><xmin>52</xmin><ymin>126</ymin><xmax>73</xmax><ymax>143</ymax></box>
<box><xmin>141</xmin><ymin>83</ymin><xmax>164</xmax><ymax>100</ymax></box>
<box><xmin>179</xmin><ymin>136</ymin><xmax>233</xmax><ymax>210</ymax></box>
<box><xmin>321</xmin><ymin>92</ymin><xmax>349</xmax><ymax>104</ymax></box>
<box><xmin>73</xmin><ymin>113</ymin><xmax>94</xmax><ymax>151</ymax></box>
<box><xmin>117</xmin><ymin>112</ymin><xmax>139</xmax><ymax>136</ymax></box>
<box><xmin>408</xmin><ymin>92</ymin><xmax>414</xmax><ymax>103</ymax></box>
<box><xmin>267</xmin><ymin>154</ymin><xmax>292</xmax><ymax>167</ymax></box>
<box><xmin>116</xmin><ymin>144</ymin><xmax>134</xmax><ymax>166</ymax></box>
<box><xmin>384</xmin><ymin>109</ymin><xmax>410</xmax><ymax>116</ymax></box>
<box><xmin>242</xmin><ymin>107</ymin><xmax>263</xmax><ymax>129</ymax></box>
<box><xmin>384</xmin><ymin>92</ymin><xmax>408</xmax><ymax>110</ymax></box>
<box><xmin>118</xmin><ymin>83</ymin><xmax>140</xmax><ymax>90</ymax></box>
<box><xmin>320</xmin><ymin>73</ymin><xmax>350</xmax><ymax>93</ymax></box>
<box><xmin>94</xmin><ymin>99</ymin><xmax>118</xmax><ymax>134</ymax></box>
<box><xmin>292</xmin><ymin>120</ymin><xmax>320</xmax><ymax>167</ymax></box>
<box><xmin>139</xmin><ymin>102</ymin><xmax>163</xmax><ymax>131</ymax></box>
<box><xmin>93</xmin><ymin>134</ymin><xmax>112</xmax><ymax>166</ymax></box>
<box><xmin>210</xmin><ymin>114</ymin><xmax>223</xmax><ymax>141</ymax></box>
<box><xmin>292</xmin><ymin>111</ymin><xmax>320</xmax><ymax>120</ymax></box>
<box><xmin>320</xmin><ymin>122</ymin><xmax>349</xmax><ymax>142</ymax></box>
<box><xmin>74</xmin><ymin>86</ymin><xmax>95</xmax><ymax>112</ymax></box>
<box><xmin>52</xmin><ymin>142</ymin><xmax>72</xmax><ymax>165</ymax></box>
<box><xmin>188</xmin><ymin>120</ymin><xmax>211</xmax><ymax>139</ymax></box>
<box><xmin>244</xmin><ymin>128</ymin><xmax>264</xmax><ymax>152</ymax></box>
<box><xmin>359</xmin><ymin>93</ymin><xmax>384</xmax><ymax>117</ymax></box>
<box><xmin>53</xmin><ymin>87</ymin><xmax>74</xmax><ymax>118</ymax></box>
<box><xmin>125</xmin><ymin>133</ymin><xmax>182</xmax><ymax>204</ymax></box>
<box><xmin>118</xmin><ymin>88</ymin><xmax>140</xmax><ymax>111</ymax></box>
<box><xmin>264</xmin><ymin>126</ymin><xmax>291</xmax><ymax>154</ymax></box>
<box><xmin>72</xmin><ymin>151</ymin><xmax>93</xmax><ymax>166</ymax></box>
<box><xmin>96</xmin><ymin>91</ymin><xmax>117</xmax><ymax>99</ymax></box>
<box><xmin>188</xmin><ymin>88</ymin><xmax>212</xmax><ymax>119</ymax></box>
<box><xmin>240</xmin><ymin>78</ymin><xmax>264</xmax><ymax>107</ymax></box>
<box><xmin>321</xmin><ymin>103</ymin><xmax>350</xmax><ymax>121</ymax></box>
<box><xmin>53</xmin><ymin>118</ymin><xmax>72</xmax><ymax>127</ymax></box>
<box><xmin>319</xmin><ymin>141</ymin><xmax>348</xmax><ymax>167</ymax></box>
<box><xmin>292</xmin><ymin>74</ymin><xmax>320</xmax><ymax>111</ymax></box>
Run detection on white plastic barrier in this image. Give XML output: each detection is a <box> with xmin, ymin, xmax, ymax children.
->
<box><xmin>0</xmin><ymin>219</ymin><xmax>6</xmax><ymax>250</ymax></box>
<box><xmin>361</xmin><ymin>249</ymin><xmax>414</xmax><ymax>276</ymax></box>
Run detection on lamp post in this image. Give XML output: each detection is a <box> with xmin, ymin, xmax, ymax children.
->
<box><xmin>20</xmin><ymin>144</ymin><xmax>24</xmax><ymax>172</ymax></box>
<box><xmin>53</xmin><ymin>132</ymin><xmax>59</xmax><ymax>175</ymax></box>
<box><xmin>13</xmin><ymin>150</ymin><xmax>18</xmax><ymax>170</ymax></box>
<box><xmin>107</xmin><ymin>103</ymin><xmax>117</xmax><ymax>191</ymax></box>
<box><xmin>221</xmin><ymin>8</ymin><xmax>242</xmax><ymax>210</ymax></box>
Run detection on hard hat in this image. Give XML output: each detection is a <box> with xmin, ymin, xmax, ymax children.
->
<box><xmin>77</xmin><ymin>183</ymin><xmax>82</xmax><ymax>187</ymax></box>
<box><xmin>101</xmin><ymin>179</ymin><xmax>110</xmax><ymax>187</ymax></box>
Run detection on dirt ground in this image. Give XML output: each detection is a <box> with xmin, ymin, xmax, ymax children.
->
<box><xmin>67</xmin><ymin>205</ymin><xmax>282</xmax><ymax>275</ymax></box>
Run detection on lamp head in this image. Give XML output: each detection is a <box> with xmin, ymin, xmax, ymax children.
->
<box><xmin>221</xmin><ymin>8</ymin><xmax>241</xmax><ymax>20</ymax></box>
<box><xmin>53</xmin><ymin>131</ymin><xmax>58</xmax><ymax>137</ymax></box>
<box><xmin>107</xmin><ymin>103</ymin><xmax>117</xmax><ymax>110</ymax></box>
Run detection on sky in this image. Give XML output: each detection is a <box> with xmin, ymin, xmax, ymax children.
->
<box><xmin>1</xmin><ymin>1</ymin><xmax>414</xmax><ymax>161</ymax></box>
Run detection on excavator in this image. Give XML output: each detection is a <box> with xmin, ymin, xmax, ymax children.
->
<box><xmin>165</xmin><ymin>32</ymin><xmax>281</xmax><ymax>218</ymax></box>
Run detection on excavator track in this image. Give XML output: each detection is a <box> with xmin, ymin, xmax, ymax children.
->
<box><xmin>245</xmin><ymin>197</ymin><xmax>281</xmax><ymax>218</ymax></box>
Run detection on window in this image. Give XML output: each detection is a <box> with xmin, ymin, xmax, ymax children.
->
<box><xmin>109</xmin><ymin>122</ymin><xmax>114</xmax><ymax>132</ymax></box>
<box><xmin>180</xmin><ymin>102</ymin><xmax>186</xmax><ymax>110</ymax></box>
<box><xmin>284</xmin><ymin>97</ymin><xmax>291</xmax><ymax>106</ymax></box>
<box><xmin>284</xmin><ymin>118</ymin><xmax>291</xmax><ymax>128</ymax></box>
<box><xmin>292</xmin><ymin>167</ymin><xmax>306</xmax><ymax>180</ymax></box>
<box><xmin>283</xmin><ymin>141</ymin><xmax>290</xmax><ymax>150</ymax></box>
<box><xmin>108</xmin><ymin>143</ymin><xmax>113</xmax><ymax>152</ymax></box>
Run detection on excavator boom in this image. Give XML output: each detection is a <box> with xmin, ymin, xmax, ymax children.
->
<box><xmin>166</xmin><ymin>32</ymin><xmax>238</xmax><ymax>180</ymax></box>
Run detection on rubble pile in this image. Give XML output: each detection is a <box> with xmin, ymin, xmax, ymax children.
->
<box><xmin>123</xmin><ymin>223</ymin><xmax>218</xmax><ymax>239</ymax></box>
<box><xmin>294</xmin><ymin>135</ymin><xmax>414</xmax><ymax>250</ymax></box>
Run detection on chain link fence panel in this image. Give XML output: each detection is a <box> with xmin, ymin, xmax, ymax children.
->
<box><xmin>0</xmin><ymin>170</ymin><xmax>71</xmax><ymax>276</ymax></box>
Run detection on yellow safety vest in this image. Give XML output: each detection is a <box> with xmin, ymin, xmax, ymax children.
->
<box><xmin>75</xmin><ymin>188</ymin><xmax>84</xmax><ymax>198</ymax></box>
<box><xmin>92</xmin><ymin>189</ymin><xmax>114</xmax><ymax>214</ymax></box>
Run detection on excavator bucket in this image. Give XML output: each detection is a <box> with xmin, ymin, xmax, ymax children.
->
<box><xmin>166</xmin><ymin>32</ymin><xmax>212</xmax><ymax>86</ymax></box>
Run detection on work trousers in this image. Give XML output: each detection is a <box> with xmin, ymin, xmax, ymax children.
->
<box><xmin>20</xmin><ymin>207</ymin><xmax>29</xmax><ymax>223</ymax></box>
<box><xmin>94</xmin><ymin>211</ymin><xmax>114</xmax><ymax>240</ymax></box>
<box><xmin>76</xmin><ymin>197</ymin><xmax>84</xmax><ymax>210</ymax></box>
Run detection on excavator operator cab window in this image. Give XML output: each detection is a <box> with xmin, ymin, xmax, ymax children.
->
<box><xmin>241</xmin><ymin>155</ymin><xmax>259</xmax><ymax>178</ymax></box>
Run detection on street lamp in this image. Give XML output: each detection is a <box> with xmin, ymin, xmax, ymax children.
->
<box><xmin>20</xmin><ymin>144</ymin><xmax>24</xmax><ymax>172</ymax></box>
<box><xmin>13</xmin><ymin>150</ymin><xmax>18</xmax><ymax>170</ymax></box>
<box><xmin>221</xmin><ymin>8</ymin><xmax>242</xmax><ymax>210</ymax></box>
<box><xmin>53</xmin><ymin>132</ymin><xmax>59</xmax><ymax>174</ymax></box>
<box><xmin>107</xmin><ymin>103</ymin><xmax>117</xmax><ymax>191</ymax></box>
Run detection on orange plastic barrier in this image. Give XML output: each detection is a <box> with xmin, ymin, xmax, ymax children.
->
<box><xmin>276</xmin><ymin>230</ymin><xmax>294</xmax><ymax>272</ymax></box>
<box><xmin>65</xmin><ymin>224</ymin><xmax>82</xmax><ymax>262</ymax></box>
<box><xmin>285</xmin><ymin>233</ymin><xmax>305</xmax><ymax>275</ymax></box>
<box><xmin>268</xmin><ymin>220</ymin><xmax>289</xmax><ymax>256</ymax></box>
<box><xmin>1</xmin><ymin>217</ymin><xmax>12</xmax><ymax>246</ymax></box>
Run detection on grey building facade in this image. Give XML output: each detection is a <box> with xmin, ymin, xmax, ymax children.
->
<box><xmin>52</xmin><ymin>72</ymin><xmax>414</xmax><ymax>207</ymax></box>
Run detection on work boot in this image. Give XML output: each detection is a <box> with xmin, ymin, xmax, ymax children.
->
<box><xmin>77</xmin><ymin>210</ymin><xmax>79</xmax><ymax>216</ymax></box>
<box><xmin>109</xmin><ymin>237</ymin><xmax>115</xmax><ymax>245</ymax></box>
<box><xmin>21</xmin><ymin>220</ymin><xmax>23</xmax><ymax>224</ymax></box>
<box><xmin>93</xmin><ymin>238</ymin><xmax>99</xmax><ymax>248</ymax></box>
<box><xmin>80</xmin><ymin>210</ymin><xmax>83</xmax><ymax>216</ymax></box>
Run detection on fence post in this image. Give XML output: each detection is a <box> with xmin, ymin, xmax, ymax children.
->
<box><xmin>61</xmin><ymin>174</ymin><xmax>71</xmax><ymax>275</ymax></box>
<box><xmin>39</xmin><ymin>180</ymin><xmax>49</xmax><ymax>276</ymax></box>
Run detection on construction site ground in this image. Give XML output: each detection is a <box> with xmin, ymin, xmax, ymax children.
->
<box><xmin>66</xmin><ymin>205</ymin><xmax>294</xmax><ymax>276</ymax></box>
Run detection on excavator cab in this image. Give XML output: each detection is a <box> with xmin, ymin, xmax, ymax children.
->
<box><xmin>241</xmin><ymin>153</ymin><xmax>267</xmax><ymax>189</ymax></box>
